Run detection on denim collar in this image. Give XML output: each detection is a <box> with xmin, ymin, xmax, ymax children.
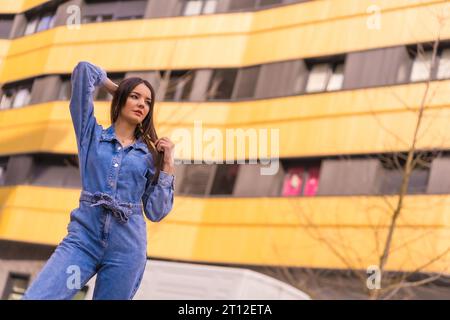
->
<box><xmin>100</xmin><ymin>125</ymin><xmax>149</xmax><ymax>153</ymax></box>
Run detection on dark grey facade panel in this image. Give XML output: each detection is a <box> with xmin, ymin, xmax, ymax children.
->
<box><xmin>63</xmin><ymin>167</ymin><xmax>82</xmax><ymax>188</ymax></box>
<box><xmin>380</xmin><ymin>46</ymin><xmax>412</xmax><ymax>85</ymax></box>
<box><xmin>260</xmin><ymin>0</ymin><xmax>283</xmax><ymax>7</ymax></box>
<box><xmin>4</xmin><ymin>155</ymin><xmax>34</xmax><ymax>185</ymax></box>
<box><xmin>30</xmin><ymin>76</ymin><xmax>61</xmax><ymax>105</ymax></box>
<box><xmin>255</xmin><ymin>60</ymin><xmax>308</xmax><ymax>98</ymax></box>
<box><xmin>116</xmin><ymin>0</ymin><xmax>148</xmax><ymax>19</ymax></box>
<box><xmin>215</xmin><ymin>0</ymin><xmax>233</xmax><ymax>13</ymax></box>
<box><xmin>427</xmin><ymin>157</ymin><xmax>450</xmax><ymax>194</ymax></box>
<box><xmin>210</xmin><ymin>164</ymin><xmax>239</xmax><ymax>195</ymax></box>
<box><xmin>0</xmin><ymin>240</ymin><xmax>54</xmax><ymax>260</ymax></box>
<box><xmin>155</xmin><ymin>71</ymin><xmax>170</xmax><ymax>101</ymax></box>
<box><xmin>82</xmin><ymin>1</ymin><xmax>118</xmax><ymax>17</ymax></box>
<box><xmin>233</xmin><ymin>163</ymin><xmax>285</xmax><ymax>197</ymax></box>
<box><xmin>2</xmin><ymin>154</ymin><xmax>81</xmax><ymax>188</ymax></box>
<box><xmin>173</xmin><ymin>164</ymin><xmax>185</xmax><ymax>194</ymax></box>
<box><xmin>31</xmin><ymin>166</ymin><xmax>80</xmax><ymax>188</ymax></box>
<box><xmin>9</xmin><ymin>14</ymin><xmax>27</xmax><ymax>38</ymax></box>
<box><xmin>343</xmin><ymin>46</ymin><xmax>412</xmax><ymax>89</ymax></box>
<box><xmin>207</xmin><ymin>69</ymin><xmax>237</xmax><ymax>100</ymax></box>
<box><xmin>189</xmin><ymin>70</ymin><xmax>213</xmax><ymax>101</ymax></box>
<box><xmin>0</xmin><ymin>16</ymin><xmax>14</xmax><ymax>38</ymax></box>
<box><xmin>232</xmin><ymin>66</ymin><xmax>260</xmax><ymax>99</ymax></box>
<box><xmin>144</xmin><ymin>0</ymin><xmax>184</xmax><ymax>18</ymax></box>
<box><xmin>178</xmin><ymin>164</ymin><xmax>217</xmax><ymax>195</ymax></box>
<box><xmin>317</xmin><ymin>159</ymin><xmax>380</xmax><ymax>196</ymax></box>
<box><xmin>407</xmin><ymin>169</ymin><xmax>429</xmax><ymax>194</ymax></box>
<box><xmin>374</xmin><ymin>163</ymin><xmax>429</xmax><ymax>195</ymax></box>
<box><xmin>375</xmin><ymin>168</ymin><xmax>403</xmax><ymax>195</ymax></box>
<box><xmin>343</xmin><ymin>49</ymin><xmax>384</xmax><ymax>89</ymax></box>
<box><xmin>229</xmin><ymin>0</ymin><xmax>257</xmax><ymax>11</ymax></box>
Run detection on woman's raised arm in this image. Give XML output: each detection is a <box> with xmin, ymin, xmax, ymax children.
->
<box><xmin>69</xmin><ymin>61</ymin><xmax>107</xmax><ymax>150</ymax></box>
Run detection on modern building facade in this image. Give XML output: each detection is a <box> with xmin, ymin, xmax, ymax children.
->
<box><xmin>0</xmin><ymin>0</ymin><xmax>449</xmax><ymax>299</ymax></box>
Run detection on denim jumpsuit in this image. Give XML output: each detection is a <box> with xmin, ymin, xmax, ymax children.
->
<box><xmin>22</xmin><ymin>62</ymin><xmax>175</xmax><ymax>300</ymax></box>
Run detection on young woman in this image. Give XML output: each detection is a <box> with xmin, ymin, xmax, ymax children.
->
<box><xmin>22</xmin><ymin>61</ymin><xmax>175</xmax><ymax>300</ymax></box>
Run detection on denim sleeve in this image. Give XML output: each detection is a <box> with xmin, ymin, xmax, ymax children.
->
<box><xmin>69</xmin><ymin>61</ymin><xmax>107</xmax><ymax>150</ymax></box>
<box><xmin>142</xmin><ymin>170</ymin><xmax>175</xmax><ymax>222</ymax></box>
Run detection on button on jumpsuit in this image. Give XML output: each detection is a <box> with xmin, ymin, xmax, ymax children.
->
<box><xmin>22</xmin><ymin>61</ymin><xmax>175</xmax><ymax>300</ymax></box>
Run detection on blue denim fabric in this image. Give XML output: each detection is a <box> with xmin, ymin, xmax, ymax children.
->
<box><xmin>22</xmin><ymin>61</ymin><xmax>174</xmax><ymax>300</ymax></box>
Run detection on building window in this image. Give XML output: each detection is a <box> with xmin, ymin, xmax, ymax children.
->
<box><xmin>30</xmin><ymin>154</ymin><xmax>81</xmax><ymax>188</ymax></box>
<box><xmin>258</xmin><ymin>0</ymin><xmax>283</xmax><ymax>8</ymax></box>
<box><xmin>82</xmin><ymin>14</ymin><xmax>113</xmax><ymax>23</ymax></box>
<box><xmin>0</xmin><ymin>15</ymin><xmax>14</xmax><ymax>38</ymax></box>
<box><xmin>306</xmin><ymin>63</ymin><xmax>330</xmax><ymax>92</ymax></box>
<box><xmin>210</xmin><ymin>164</ymin><xmax>240</xmax><ymax>195</ymax></box>
<box><xmin>12</xmin><ymin>87</ymin><xmax>32</xmax><ymax>108</ymax></box>
<box><xmin>282</xmin><ymin>167</ymin><xmax>303</xmax><ymax>196</ymax></box>
<box><xmin>305</xmin><ymin>59</ymin><xmax>345</xmax><ymax>93</ymax></box>
<box><xmin>163</xmin><ymin>70</ymin><xmax>194</xmax><ymax>101</ymax></box>
<box><xmin>410</xmin><ymin>50</ymin><xmax>433</xmax><ymax>82</ymax></box>
<box><xmin>116</xmin><ymin>0</ymin><xmax>147</xmax><ymax>20</ymax></box>
<box><xmin>82</xmin><ymin>0</ymin><xmax>117</xmax><ymax>23</ymax></box>
<box><xmin>203</xmin><ymin>0</ymin><xmax>219</xmax><ymax>14</ymax></box>
<box><xmin>282</xmin><ymin>165</ymin><xmax>320</xmax><ymax>197</ymax></box>
<box><xmin>2</xmin><ymin>273</ymin><xmax>30</xmax><ymax>300</ymax></box>
<box><xmin>1</xmin><ymin>81</ymin><xmax>34</xmax><ymax>110</ymax></box>
<box><xmin>207</xmin><ymin>69</ymin><xmax>238</xmax><ymax>100</ymax></box>
<box><xmin>82</xmin><ymin>0</ymin><xmax>146</xmax><ymax>23</ymax></box>
<box><xmin>378</xmin><ymin>154</ymin><xmax>432</xmax><ymax>195</ymax></box>
<box><xmin>183</xmin><ymin>1</ymin><xmax>203</xmax><ymax>15</ymax></box>
<box><xmin>397</xmin><ymin>56</ymin><xmax>411</xmax><ymax>84</ymax></box>
<box><xmin>437</xmin><ymin>48</ymin><xmax>450</xmax><ymax>79</ymax></box>
<box><xmin>326</xmin><ymin>63</ymin><xmax>344</xmax><ymax>91</ymax></box>
<box><xmin>0</xmin><ymin>89</ymin><xmax>14</xmax><ymax>110</ymax></box>
<box><xmin>35</xmin><ymin>13</ymin><xmax>55</xmax><ymax>33</ymax></box>
<box><xmin>183</xmin><ymin>0</ymin><xmax>219</xmax><ymax>16</ymax></box>
<box><xmin>24</xmin><ymin>17</ymin><xmax>39</xmax><ymax>35</ymax></box>
<box><xmin>404</xmin><ymin>42</ymin><xmax>450</xmax><ymax>82</ymax></box>
<box><xmin>94</xmin><ymin>73</ymin><xmax>124</xmax><ymax>101</ymax></box>
<box><xmin>0</xmin><ymin>157</ymin><xmax>8</xmax><ymax>186</ymax></box>
<box><xmin>58</xmin><ymin>77</ymin><xmax>71</xmax><ymax>100</ymax></box>
<box><xmin>22</xmin><ymin>3</ymin><xmax>58</xmax><ymax>37</ymax></box>
<box><xmin>179</xmin><ymin>164</ymin><xmax>214</xmax><ymax>196</ymax></box>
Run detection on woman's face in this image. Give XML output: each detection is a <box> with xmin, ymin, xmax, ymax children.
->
<box><xmin>119</xmin><ymin>83</ymin><xmax>152</xmax><ymax>125</ymax></box>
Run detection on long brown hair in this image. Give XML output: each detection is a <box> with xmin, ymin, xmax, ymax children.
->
<box><xmin>110</xmin><ymin>77</ymin><xmax>163</xmax><ymax>185</ymax></box>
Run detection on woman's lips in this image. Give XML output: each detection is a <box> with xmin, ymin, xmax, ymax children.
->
<box><xmin>133</xmin><ymin>110</ymin><xmax>143</xmax><ymax>117</ymax></box>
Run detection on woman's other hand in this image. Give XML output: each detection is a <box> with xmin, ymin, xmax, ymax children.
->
<box><xmin>156</xmin><ymin>137</ymin><xmax>175</xmax><ymax>175</ymax></box>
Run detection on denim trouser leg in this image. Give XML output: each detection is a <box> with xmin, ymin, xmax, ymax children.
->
<box><xmin>23</xmin><ymin>196</ymin><xmax>148</xmax><ymax>300</ymax></box>
<box><xmin>92</xmin><ymin>213</ymin><xmax>147</xmax><ymax>300</ymax></box>
<box><xmin>22</xmin><ymin>235</ymin><xmax>98</xmax><ymax>300</ymax></box>
<box><xmin>92</xmin><ymin>259</ymin><xmax>147</xmax><ymax>300</ymax></box>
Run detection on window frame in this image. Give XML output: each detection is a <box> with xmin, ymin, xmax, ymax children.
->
<box><xmin>182</xmin><ymin>0</ymin><xmax>219</xmax><ymax>16</ymax></box>
<box><xmin>1</xmin><ymin>272</ymin><xmax>30</xmax><ymax>300</ymax></box>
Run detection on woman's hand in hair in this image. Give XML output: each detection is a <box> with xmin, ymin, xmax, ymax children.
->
<box><xmin>156</xmin><ymin>137</ymin><xmax>175</xmax><ymax>175</ymax></box>
<box><xmin>103</xmin><ymin>77</ymin><xmax>119</xmax><ymax>95</ymax></box>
